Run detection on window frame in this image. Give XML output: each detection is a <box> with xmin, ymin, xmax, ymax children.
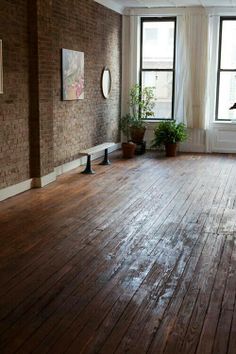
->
<box><xmin>140</xmin><ymin>17</ymin><xmax>177</xmax><ymax>121</ymax></box>
<box><xmin>216</xmin><ymin>16</ymin><xmax>236</xmax><ymax>121</ymax></box>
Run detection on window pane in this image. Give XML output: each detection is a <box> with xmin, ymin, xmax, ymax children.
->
<box><xmin>218</xmin><ymin>72</ymin><xmax>236</xmax><ymax>120</ymax></box>
<box><xmin>221</xmin><ymin>20</ymin><xmax>236</xmax><ymax>69</ymax></box>
<box><xmin>142</xmin><ymin>71</ymin><xmax>173</xmax><ymax>119</ymax></box>
<box><xmin>142</xmin><ymin>21</ymin><xmax>175</xmax><ymax>69</ymax></box>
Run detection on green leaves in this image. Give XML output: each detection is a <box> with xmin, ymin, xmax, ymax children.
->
<box><xmin>129</xmin><ymin>84</ymin><xmax>155</xmax><ymax>125</ymax></box>
<box><xmin>120</xmin><ymin>84</ymin><xmax>156</xmax><ymax>140</ymax></box>
<box><xmin>119</xmin><ymin>114</ymin><xmax>132</xmax><ymax>142</ymax></box>
<box><xmin>151</xmin><ymin>120</ymin><xmax>187</xmax><ymax>147</ymax></box>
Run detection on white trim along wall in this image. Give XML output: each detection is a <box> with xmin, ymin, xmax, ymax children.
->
<box><xmin>0</xmin><ymin>143</ymin><xmax>121</xmax><ymax>201</ymax></box>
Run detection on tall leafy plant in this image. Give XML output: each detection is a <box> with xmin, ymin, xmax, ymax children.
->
<box><xmin>129</xmin><ymin>84</ymin><xmax>155</xmax><ymax>128</ymax></box>
<box><xmin>119</xmin><ymin>114</ymin><xmax>132</xmax><ymax>142</ymax></box>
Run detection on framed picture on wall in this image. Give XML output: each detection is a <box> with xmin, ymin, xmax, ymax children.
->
<box><xmin>0</xmin><ymin>40</ymin><xmax>3</xmax><ymax>94</ymax></box>
<box><xmin>61</xmin><ymin>48</ymin><xmax>84</xmax><ymax>100</ymax></box>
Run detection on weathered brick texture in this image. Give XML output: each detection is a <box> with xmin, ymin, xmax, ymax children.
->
<box><xmin>0</xmin><ymin>0</ymin><xmax>122</xmax><ymax>189</ymax></box>
<box><xmin>52</xmin><ymin>0</ymin><xmax>122</xmax><ymax>166</ymax></box>
<box><xmin>28</xmin><ymin>0</ymin><xmax>54</xmax><ymax>177</ymax></box>
<box><xmin>0</xmin><ymin>0</ymin><xmax>30</xmax><ymax>188</ymax></box>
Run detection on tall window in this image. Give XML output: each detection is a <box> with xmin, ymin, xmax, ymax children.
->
<box><xmin>140</xmin><ymin>17</ymin><xmax>176</xmax><ymax>120</ymax></box>
<box><xmin>216</xmin><ymin>18</ymin><xmax>236</xmax><ymax>121</ymax></box>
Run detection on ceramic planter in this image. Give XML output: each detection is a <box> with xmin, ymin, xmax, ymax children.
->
<box><xmin>122</xmin><ymin>142</ymin><xmax>136</xmax><ymax>158</ymax></box>
<box><xmin>165</xmin><ymin>143</ymin><xmax>177</xmax><ymax>157</ymax></box>
<box><xmin>130</xmin><ymin>127</ymin><xmax>146</xmax><ymax>144</ymax></box>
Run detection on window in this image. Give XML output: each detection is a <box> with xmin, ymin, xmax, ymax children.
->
<box><xmin>140</xmin><ymin>18</ymin><xmax>176</xmax><ymax>120</ymax></box>
<box><xmin>216</xmin><ymin>18</ymin><xmax>236</xmax><ymax>121</ymax></box>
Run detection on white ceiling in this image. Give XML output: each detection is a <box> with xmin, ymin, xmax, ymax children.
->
<box><xmin>94</xmin><ymin>0</ymin><xmax>236</xmax><ymax>13</ymax></box>
<box><xmin>111</xmin><ymin>0</ymin><xmax>236</xmax><ymax>6</ymax></box>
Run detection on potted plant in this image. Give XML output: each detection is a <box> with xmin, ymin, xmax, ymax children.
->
<box><xmin>128</xmin><ymin>84</ymin><xmax>155</xmax><ymax>144</ymax></box>
<box><xmin>151</xmin><ymin>120</ymin><xmax>187</xmax><ymax>157</ymax></box>
<box><xmin>120</xmin><ymin>114</ymin><xmax>136</xmax><ymax>158</ymax></box>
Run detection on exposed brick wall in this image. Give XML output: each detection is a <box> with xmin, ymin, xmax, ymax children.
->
<box><xmin>52</xmin><ymin>0</ymin><xmax>122</xmax><ymax>166</ymax></box>
<box><xmin>0</xmin><ymin>0</ymin><xmax>30</xmax><ymax>188</ymax></box>
<box><xmin>0</xmin><ymin>0</ymin><xmax>122</xmax><ymax>190</ymax></box>
<box><xmin>28</xmin><ymin>0</ymin><xmax>54</xmax><ymax>177</ymax></box>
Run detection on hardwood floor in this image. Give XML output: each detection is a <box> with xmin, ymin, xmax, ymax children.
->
<box><xmin>1</xmin><ymin>151</ymin><xmax>236</xmax><ymax>354</ymax></box>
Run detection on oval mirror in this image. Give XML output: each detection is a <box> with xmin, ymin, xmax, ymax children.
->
<box><xmin>101</xmin><ymin>67</ymin><xmax>111</xmax><ymax>99</ymax></box>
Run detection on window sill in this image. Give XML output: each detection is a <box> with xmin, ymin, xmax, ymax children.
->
<box><xmin>211</xmin><ymin>120</ymin><xmax>236</xmax><ymax>125</ymax></box>
<box><xmin>145</xmin><ymin>119</ymin><xmax>172</xmax><ymax>123</ymax></box>
<box><xmin>145</xmin><ymin>120</ymin><xmax>159</xmax><ymax>124</ymax></box>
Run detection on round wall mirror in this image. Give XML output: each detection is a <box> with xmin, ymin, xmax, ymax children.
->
<box><xmin>101</xmin><ymin>67</ymin><xmax>111</xmax><ymax>99</ymax></box>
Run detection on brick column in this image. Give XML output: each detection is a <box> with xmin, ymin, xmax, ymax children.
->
<box><xmin>28</xmin><ymin>0</ymin><xmax>54</xmax><ymax>182</ymax></box>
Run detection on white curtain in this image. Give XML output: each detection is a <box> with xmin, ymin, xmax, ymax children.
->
<box><xmin>175</xmin><ymin>13</ymin><xmax>193</xmax><ymax>127</ymax></box>
<box><xmin>175</xmin><ymin>10</ymin><xmax>209</xmax><ymax>130</ymax></box>
<box><xmin>204</xmin><ymin>14</ymin><xmax>220</xmax><ymax>151</ymax></box>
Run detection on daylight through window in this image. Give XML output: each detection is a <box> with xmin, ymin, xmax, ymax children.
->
<box><xmin>140</xmin><ymin>18</ymin><xmax>176</xmax><ymax>120</ymax></box>
<box><xmin>216</xmin><ymin>18</ymin><xmax>236</xmax><ymax>121</ymax></box>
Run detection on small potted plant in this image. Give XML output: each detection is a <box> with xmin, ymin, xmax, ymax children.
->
<box><xmin>120</xmin><ymin>114</ymin><xmax>136</xmax><ymax>158</ymax></box>
<box><xmin>151</xmin><ymin>120</ymin><xmax>187</xmax><ymax>157</ymax></box>
<box><xmin>128</xmin><ymin>84</ymin><xmax>155</xmax><ymax>144</ymax></box>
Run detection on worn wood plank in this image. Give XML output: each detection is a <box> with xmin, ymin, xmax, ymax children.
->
<box><xmin>196</xmin><ymin>237</ymin><xmax>236</xmax><ymax>354</ymax></box>
<box><xmin>0</xmin><ymin>152</ymin><xmax>236</xmax><ymax>354</ymax></box>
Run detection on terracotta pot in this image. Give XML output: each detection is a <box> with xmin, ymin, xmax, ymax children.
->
<box><xmin>165</xmin><ymin>143</ymin><xmax>177</xmax><ymax>157</ymax></box>
<box><xmin>122</xmin><ymin>142</ymin><xmax>136</xmax><ymax>158</ymax></box>
<box><xmin>130</xmin><ymin>127</ymin><xmax>146</xmax><ymax>144</ymax></box>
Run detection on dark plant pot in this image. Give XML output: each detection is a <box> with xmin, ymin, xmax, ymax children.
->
<box><xmin>135</xmin><ymin>141</ymin><xmax>146</xmax><ymax>155</ymax></box>
<box><xmin>122</xmin><ymin>142</ymin><xmax>136</xmax><ymax>158</ymax></box>
<box><xmin>165</xmin><ymin>143</ymin><xmax>177</xmax><ymax>157</ymax></box>
<box><xmin>130</xmin><ymin>127</ymin><xmax>146</xmax><ymax>144</ymax></box>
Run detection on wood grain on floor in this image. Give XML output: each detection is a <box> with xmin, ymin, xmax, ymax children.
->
<box><xmin>0</xmin><ymin>152</ymin><xmax>236</xmax><ymax>354</ymax></box>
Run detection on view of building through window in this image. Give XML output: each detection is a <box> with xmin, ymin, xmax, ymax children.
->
<box><xmin>141</xmin><ymin>18</ymin><xmax>176</xmax><ymax>120</ymax></box>
<box><xmin>217</xmin><ymin>18</ymin><xmax>236</xmax><ymax>120</ymax></box>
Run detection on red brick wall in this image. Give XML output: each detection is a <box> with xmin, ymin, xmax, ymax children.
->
<box><xmin>0</xmin><ymin>0</ymin><xmax>122</xmax><ymax>189</ymax></box>
<box><xmin>28</xmin><ymin>0</ymin><xmax>55</xmax><ymax>177</ymax></box>
<box><xmin>52</xmin><ymin>0</ymin><xmax>122</xmax><ymax>166</ymax></box>
<box><xmin>0</xmin><ymin>0</ymin><xmax>30</xmax><ymax>188</ymax></box>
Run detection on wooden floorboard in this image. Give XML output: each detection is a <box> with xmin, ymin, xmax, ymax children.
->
<box><xmin>1</xmin><ymin>152</ymin><xmax>236</xmax><ymax>354</ymax></box>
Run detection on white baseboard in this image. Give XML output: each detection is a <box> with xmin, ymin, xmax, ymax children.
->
<box><xmin>211</xmin><ymin>147</ymin><xmax>236</xmax><ymax>153</ymax></box>
<box><xmin>0</xmin><ymin>143</ymin><xmax>121</xmax><ymax>201</ymax></box>
<box><xmin>179</xmin><ymin>143</ymin><xmax>205</xmax><ymax>153</ymax></box>
<box><xmin>54</xmin><ymin>156</ymin><xmax>86</xmax><ymax>176</ymax></box>
<box><xmin>0</xmin><ymin>179</ymin><xmax>33</xmax><ymax>202</ymax></box>
<box><xmin>33</xmin><ymin>171</ymin><xmax>57</xmax><ymax>188</ymax></box>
